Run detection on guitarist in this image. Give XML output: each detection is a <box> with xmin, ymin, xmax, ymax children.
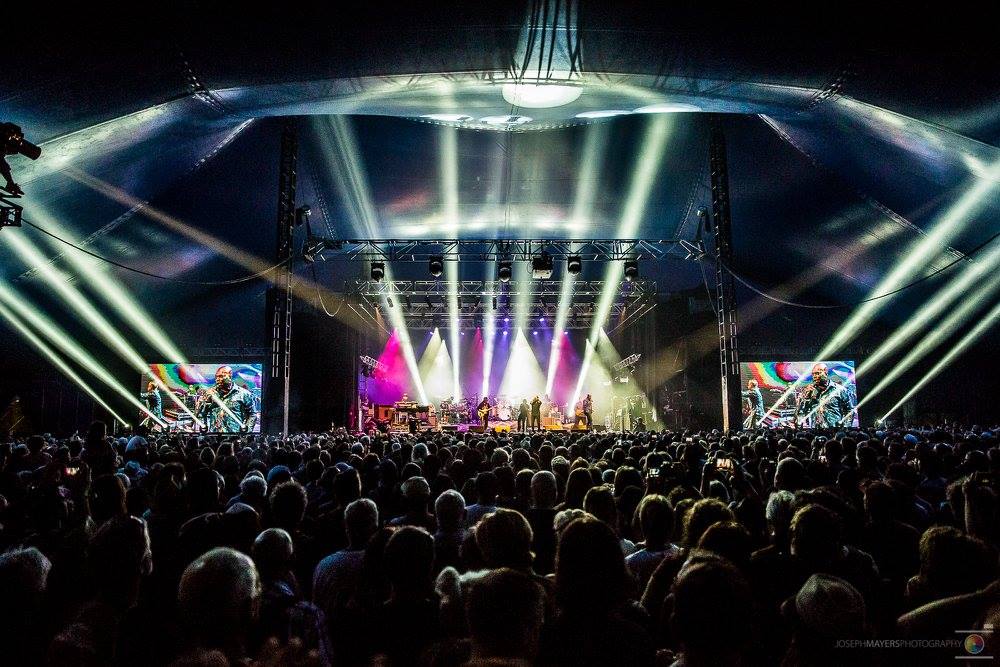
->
<box><xmin>477</xmin><ymin>396</ymin><xmax>491</xmax><ymax>430</ymax></box>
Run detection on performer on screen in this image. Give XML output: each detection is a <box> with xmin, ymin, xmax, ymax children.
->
<box><xmin>477</xmin><ymin>396</ymin><xmax>491</xmax><ymax>430</ymax></box>
<box><xmin>794</xmin><ymin>363</ymin><xmax>853</xmax><ymax>428</ymax></box>
<box><xmin>196</xmin><ymin>365</ymin><xmax>258</xmax><ymax>433</ymax></box>
<box><xmin>742</xmin><ymin>379</ymin><xmax>765</xmax><ymax>428</ymax></box>
<box><xmin>530</xmin><ymin>395</ymin><xmax>542</xmax><ymax>431</ymax></box>
<box><xmin>582</xmin><ymin>393</ymin><xmax>594</xmax><ymax>428</ymax></box>
<box><xmin>517</xmin><ymin>398</ymin><xmax>530</xmax><ymax>432</ymax></box>
<box><xmin>140</xmin><ymin>381</ymin><xmax>163</xmax><ymax>425</ymax></box>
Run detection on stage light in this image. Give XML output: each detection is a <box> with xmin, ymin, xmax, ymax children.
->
<box><xmin>1</xmin><ymin>123</ymin><xmax>41</xmax><ymax>196</ymax></box>
<box><xmin>492</xmin><ymin>296</ymin><xmax>498</xmax><ymax>310</ymax></box>
<box><xmin>881</xmin><ymin>299</ymin><xmax>1000</xmax><ymax>422</ymax></box>
<box><xmin>371</xmin><ymin>262</ymin><xmax>385</xmax><ymax>281</ymax></box>
<box><xmin>498</xmin><ymin>260</ymin><xmax>512</xmax><ymax>282</ymax></box>
<box><xmin>302</xmin><ymin>237</ymin><xmax>325</xmax><ymax>264</ymax></box>
<box><xmin>567</xmin><ymin>255</ymin><xmax>582</xmax><ymax>275</ymax></box>
<box><xmin>624</xmin><ymin>258</ymin><xmax>639</xmax><ymax>281</ymax></box>
<box><xmin>294</xmin><ymin>205</ymin><xmax>311</xmax><ymax>227</ymax></box>
<box><xmin>532</xmin><ymin>330</ymin><xmax>538</xmax><ymax>335</ymax></box>
<box><xmin>480</xmin><ymin>115</ymin><xmax>533</xmax><ymax>126</ymax></box>
<box><xmin>571</xmin><ymin>115</ymin><xmax>672</xmax><ymax>409</ymax></box>
<box><xmin>421</xmin><ymin>114</ymin><xmax>472</xmax><ymax>122</ymax></box>
<box><xmin>854</xmin><ymin>273</ymin><xmax>1000</xmax><ymax>413</ymax></box>
<box><xmin>540</xmin><ymin>317</ymin><xmax>545</xmax><ymax>323</ymax></box>
<box><xmin>4</xmin><ymin>233</ymin><xmax>202</xmax><ymax>425</ymax></box>
<box><xmin>30</xmin><ymin>205</ymin><xmax>186</xmax><ymax>363</ymax></box>
<box><xmin>0</xmin><ymin>301</ymin><xmax>130</xmax><ymax>427</ymax></box>
<box><xmin>386</xmin><ymin>297</ymin><xmax>394</xmax><ymax>308</ymax></box>
<box><xmin>575</xmin><ymin>110</ymin><xmax>631</xmax><ymax>119</ymax></box>
<box><xmin>501</xmin><ymin>82</ymin><xmax>581</xmax><ymax>108</ymax></box>
<box><xmin>762</xmin><ymin>156</ymin><xmax>1000</xmax><ymax>422</ymax></box>
<box><xmin>532</xmin><ymin>252</ymin><xmax>554</xmax><ymax>279</ymax></box>
<box><xmin>503</xmin><ymin>330</ymin><xmax>509</xmax><ymax>335</ymax></box>
<box><xmin>635</xmin><ymin>103</ymin><xmax>701</xmax><ymax>113</ymax></box>
<box><xmin>0</xmin><ymin>282</ymin><xmax>168</xmax><ymax>425</ymax></box>
<box><xmin>504</xmin><ymin>317</ymin><xmax>510</xmax><ymax>323</ymax></box>
<box><xmin>428</xmin><ymin>256</ymin><xmax>444</xmax><ymax>277</ymax></box>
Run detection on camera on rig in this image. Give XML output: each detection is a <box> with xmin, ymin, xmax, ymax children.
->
<box><xmin>2</xmin><ymin>122</ymin><xmax>42</xmax><ymax>198</ymax></box>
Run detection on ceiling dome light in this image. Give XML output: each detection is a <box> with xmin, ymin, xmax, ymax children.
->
<box><xmin>575</xmin><ymin>110</ymin><xmax>631</xmax><ymax>119</ymax></box>
<box><xmin>480</xmin><ymin>115</ymin><xmax>533</xmax><ymax>126</ymax></box>
<box><xmin>421</xmin><ymin>113</ymin><xmax>473</xmax><ymax>122</ymax></box>
<box><xmin>634</xmin><ymin>103</ymin><xmax>702</xmax><ymax>114</ymax></box>
<box><xmin>501</xmin><ymin>82</ymin><xmax>582</xmax><ymax>108</ymax></box>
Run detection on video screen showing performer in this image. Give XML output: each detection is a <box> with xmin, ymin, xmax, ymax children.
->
<box><xmin>740</xmin><ymin>361</ymin><xmax>859</xmax><ymax>428</ymax></box>
<box><xmin>142</xmin><ymin>363</ymin><xmax>262</xmax><ymax>433</ymax></box>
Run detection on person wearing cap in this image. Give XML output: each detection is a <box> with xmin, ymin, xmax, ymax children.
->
<box><xmin>781</xmin><ymin>574</ymin><xmax>867</xmax><ymax>665</ymax></box>
<box><xmin>387</xmin><ymin>477</ymin><xmax>436</xmax><ymax>531</ymax></box>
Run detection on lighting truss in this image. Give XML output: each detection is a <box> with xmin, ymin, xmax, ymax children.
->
<box><xmin>0</xmin><ymin>195</ymin><xmax>23</xmax><ymax>228</ymax></box>
<box><xmin>310</xmin><ymin>238</ymin><xmax>698</xmax><ymax>263</ymax></box>
<box><xmin>347</xmin><ymin>278</ymin><xmax>657</xmax><ymax>330</ymax></box>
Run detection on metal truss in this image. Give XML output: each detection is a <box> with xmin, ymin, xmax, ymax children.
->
<box><xmin>190</xmin><ymin>347</ymin><xmax>269</xmax><ymax>358</ymax></box>
<box><xmin>347</xmin><ymin>279</ymin><xmax>657</xmax><ymax>330</ymax></box>
<box><xmin>0</xmin><ymin>195</ymin><xmax>23</xmax><ymax>228</ymax></box>
<box><xmin>310</xmin><ymin>238</ymin><xmax>704</xmax><ymax>262</ymax></box>
<box><xmin>347</xmin><ymin>279</ymin><xmax>657</xmax><ymax>298</ymax></box>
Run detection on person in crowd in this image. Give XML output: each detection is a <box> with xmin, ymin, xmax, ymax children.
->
<box><xmin>387</xmin><ymin>476</ymin><xmax>436</xmax><ymax>531</ymax></box>
<box><xmin>465</xmin><ymin>567</ymin><xmax>546</xmax><ymax>665</ymax></box>
<box><xmin>432</xmin><ymin>489</ymin><xmax>466</xmax><ymax>574</ymax></box>
<box><xmin>175</xmin><ymin>547</ymin><xmax>262</xmax><ymax>664</ymax></box>
<box><xmin>313</xmin><ymin>497</ymin><xmax>378</xmax><ymax>619</ymax></box>
<box><xmin>625</xmin><ymin>494</ymin><xmax>678</xmax><ymax>589</ymax></box>
<box><xmin>465</xmin><ymin>470</ymin><xmax>499</xmax><ymax>527</ymax></box>
<box><xmin>538</xmin><ymin>517</ymin><xmax>654</xmax><ymax>666</ymax></box>
<box><xmin>0</xmin><ymin>419</ymin><xmax>997</xmax><ymax>666</ymax></box>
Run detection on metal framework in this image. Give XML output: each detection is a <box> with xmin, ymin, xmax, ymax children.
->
<box><xmin>709</xmin><ymin>117</ymin><xmax>742</xmax><ymax>431</ymax></box>
<box><xmin>0</xmin><ymin>195</ymin><xmax>23</xmax><ymax>229</ymax></box>
<box><xmin>310</xmin><ymin>238</ymin><xmax>702</xmax><ymax>263</ymax></box>
<box><xmin>347</xmin><ymin>278</ymin><xmax>658</xmax><ymax>330</ymax></box>
<box><xmin>265</xmin><ymin>122</ymin><xmax>297</xmax><ymax>437</ymax></box>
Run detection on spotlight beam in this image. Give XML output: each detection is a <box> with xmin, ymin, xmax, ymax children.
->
<box><xmin>323</xmin><ymin>117</ymin><xmax>428</xmax><ymax>403</ymax></box>
<box><xmin>547</xmin><ymin>124</ymin><xmax>609</xmax><ymax>395</ymax></box>
<box><xmin>30</xmin><ymin>204</ymin><xmax>186</xmax><ymax>363</ymax></box>
<box><xmin>440</xmin><ymin>125</ymin><xmax>462</xmax><ymax>400</ymax></box>
<box><xmin>763</xmin><ymin>159</ymin><xmax>1000</xmax><ymax>420</ymax></box>
<box><xmin>0</xmin><ymin>301</ymin><xmax>131</xmax><ymax>427</ymax></box>
<box><xmin>854</xmin><ymin>273</ymin><xmax>1000</xmax><ymax>413</ymax></box>
<box><xmin>3</xmin><ymin>233</ymin><xmax>202</xmax><ymax>425</ymax></box>
<box><xmin>572</xmin><ymin>115</ymin><xmax>671</xmax><ymax>408</ymax></box>
<box><xmin>0</xmin><ymin>282</ymin><xmax>169</xmax><ymax>425</ymax></box>
<box><xmin>858</xmin><ymin>245</ymin><xmax>1000</xmax><ymax>376</ymax></box>
<box><xmin>881</xmin><ymin>299</ymin><xmax>1000</xmax><ymax>422</ymax></box>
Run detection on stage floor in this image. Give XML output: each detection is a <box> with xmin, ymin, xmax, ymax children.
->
<box><xmin>388</xmin><ymin>419</ymin><xmax>590</xmax><ymax>434</ymax></box>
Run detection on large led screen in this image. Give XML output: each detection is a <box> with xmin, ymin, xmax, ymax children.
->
<box><xmin>141</xmin><ymin>363</ymin><xmax>262</xmax><ymax>433</ymax></box>
<box><xmin>739</xmin><ymin>361</ymin><xmax>859</xmax><ymax>428</ymax></box>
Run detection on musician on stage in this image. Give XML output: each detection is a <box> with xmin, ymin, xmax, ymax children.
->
<box><xmin>196</xmin><ymin>365</ymin><xmax>258</xmax><ymax>433</ymax></box>
<box><xmin>530</xmin><ymin>395</ymin><xmax>542</xmax><ymax>431</ymax></box>
<box><xmin>477</xmin><ymin>396</ymin><xmax>491</xmax><ymax>430</ymax></box>
<box><xmin>742</xmin><ymin>379</ymin><xmax>765</xmax><ymax>428</ymax></box>
<box><xmin>517</xmin><ymin>398</ymin><xmax>530</xmax><ymax>432</ymax></box>
<box><xmin>794</xmin><ymin>363</ymin><xmax>853</xmax><ymax>428</ymax></box>
<box><xmin>582</xmin><ymin>393</ymin><xmax>594</xmax><ymax>428</ymax></box>
<box><xmin>140</xmin><ymin>381</ymin><xmax>163</xmax><ymax>425</ymax></box>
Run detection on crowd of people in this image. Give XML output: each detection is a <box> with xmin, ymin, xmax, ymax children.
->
<box><xmin>0</xmin><ymin>419</ymin><xmax>997</xmax><ymax>666</ymax></box>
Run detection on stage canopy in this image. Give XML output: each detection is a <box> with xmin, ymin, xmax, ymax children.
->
<box><xmin>2</xmin><ymin>3</ymin><xmax>998</xmax><ymax>352</ymax></box>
